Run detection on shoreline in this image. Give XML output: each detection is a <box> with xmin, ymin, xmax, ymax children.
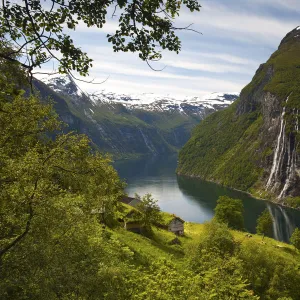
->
<box><xmin>176</xmin><ymin>172</ymin><xmax>300</xmax><ymax>212</ymax></box>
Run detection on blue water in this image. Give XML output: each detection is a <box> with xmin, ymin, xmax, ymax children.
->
<box><xmin>115</xmin><ymin>154</ymin><xmax>300</xmax><ymax>242</ymax></box>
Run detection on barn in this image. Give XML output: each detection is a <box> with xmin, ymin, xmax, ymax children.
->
<box><xmin>168</xmin><ymin>216</ymin><xmax>185</xmax><ymax>236</ymax></box>
<box><xmin>117</xmin><ymin>203</ymin><xmax>145</xmax><ymax>234</ymax></box>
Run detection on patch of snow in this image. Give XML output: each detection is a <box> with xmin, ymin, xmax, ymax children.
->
<box><xmin>42</xmin><ymin>73</ymin><xmax>72</xmax><ymax>85</ymax></box>
<box><xmin>41</xmin><ymin>74</ymin><xmax>87</xmax><ymax>99</ymax></box>
<box><xmin>89</xmin><ymin>90</ymin><xmax>239</xmax><ymax>115</ymax></box>
<box><xmin>42</xmin><ymin>75</ymin><xmax>239</xmax><ymax>116</ymax></box>
<box><xmin>297</xmin><ymin>26</ymin><xmax>300</xmax><ymax>30</ymax></box>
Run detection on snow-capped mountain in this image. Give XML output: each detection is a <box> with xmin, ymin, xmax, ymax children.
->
<box><xmin>42</xmin><ymin>74</ymin><xmax>239</xmax><ymax>118</ymax></box>
<box><xmin>43</xmin><ymin>74</ymin><xmax>86</xmax><ymax>102</ymax></box>
<box><xmin>90</xmin><ymin>91</ymin><xmax>239</xmax><ymax>117</ymax></box>
<box><xmin>36</xmin><ymin>74</ymin><xmax>239</xmax><ymax>158</ymax></box>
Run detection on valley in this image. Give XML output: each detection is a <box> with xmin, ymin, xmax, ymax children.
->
<box><xmin>2</xmin><ymin>1</ymin><xmax>300</xmax><ymax>298</ymax></box>
<box><xmin>36</xmin><ymin>74</ymin><xmax>238</xmax><ymax>159</ymax></box>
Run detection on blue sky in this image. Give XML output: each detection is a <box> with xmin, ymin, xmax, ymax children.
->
<box><xmin>38</xmin><ymin>0</ymin><xmax>300</xmax><ymax>97</ymax></box>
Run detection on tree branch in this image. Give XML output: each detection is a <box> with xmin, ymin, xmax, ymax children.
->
<box><xmin>146</xmin><ymin>59</ymin><xmax>167</xmax><ymax>72</ymax></box>
<box><xmin>0</xmin><ymin>178</ymin><xmax>37</xmax><ymax>260</ymax></box>
<box><xmin>0</xmin><ymin>52</ymin><xmax>33</xmax><ymax>70</ymax></box>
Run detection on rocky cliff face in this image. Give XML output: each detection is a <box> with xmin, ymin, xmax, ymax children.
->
<box><xmin>35</xmin><ymin>75</ymin><xmax>238</xmax><ymax>159</ymax></box>
<box><xmin>178</xmin><ymin>27</ymin><xmax>300</xmax><ymax>204</ymax></box>
<box><xmin>239</xmin><ymin>27</ymin><xmax>300</xmax><ymax>200</ymax></box>
<box><xmin>261</xmin><ymin>92</ymin><xmax>300</xmax><ymax>199</ymax></box>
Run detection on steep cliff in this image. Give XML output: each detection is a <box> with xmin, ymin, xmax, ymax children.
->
<box><xmin>177</xmin><ymin>27</ymin><xmax>300</xmax><ymax>204</ymax></box>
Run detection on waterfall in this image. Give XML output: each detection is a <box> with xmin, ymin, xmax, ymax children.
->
<box><xmin>296</xmin><ymin>109</ymin><xmax>299</xmax><ymax>131</ymax></box>
<box><xmin>267</xmin><ymin>203</ymin><xmax>295</xmax><ymax>242</ymax></box>
<box><xmin>139</xmin><ymin>129</ymin><xmax>157</xmax><ymax>153</ymax></box>
<box><xmin>278</xmin><ymin>108</ymin><xmax>299</xmax><ymax>198</ymax></box>
<box><xmin>273</xmin><ymin>122</ymin><xmax>286</xmax><ymax>191</ymax></box>
<box><xmin>279</xmin><ymin>141</ymin><xmax>296</xmax><ymax>198</ymax></box>
<box><xmin>266</xmin><ymin>97</ymin><xmax>289</xmax><ymax>189</ymax></box>
<box><xmin>266</xmin><ymin>95</ymin><xmax>300</xmax><ymax>197</ymax></box>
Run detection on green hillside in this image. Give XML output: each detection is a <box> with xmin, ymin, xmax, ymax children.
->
<box><xmin>177</xmin><ymin>28</ymin><xmax>300</xmax><ymax>203</ymax></box>
<box><xmin>177</xmin><ymin>101</ymin><xmax>263</xmax><ymax>190</ymax></box>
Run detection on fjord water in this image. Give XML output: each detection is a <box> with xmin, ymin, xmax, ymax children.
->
<box><xmin>115</xmin><ymin>155</ymin><xmax>300</xmax><ymax>242</ymax></box>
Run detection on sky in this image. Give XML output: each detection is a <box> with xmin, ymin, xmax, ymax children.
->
<box><xmin>36</xmin><ymin>0</ymin><xmax>300</xmax><ymax>97</ymax></box>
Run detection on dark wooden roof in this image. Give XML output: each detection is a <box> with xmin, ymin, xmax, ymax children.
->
<box><xmin>120</xmin><ymin>196</ymin><xmax>136</xmax><ymax>205</ymax></box>
<box><xmin>170</xmin><ymin>216</ymin><xmax>185</xmax><ymax>223</ymax></box>
<box><xmin>120</xmin><ymin>196</ymin><xmax>142</xmax><ymax>208</ymax></box>
<box><xmin>128</xmin><ymin>198</ymin><xmax>142</xmax><ymax>208</ymax></box>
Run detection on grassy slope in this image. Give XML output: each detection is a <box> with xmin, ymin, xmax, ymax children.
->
<box><xmin>177</xmin><ymin>33</ymin><xmax>300</xmax><ymax>194</ymax></box>
<box><xmin>177</xmin><ymin>101</ymin><xmax>264</xmax><ymax>190</ymax></box>
<box><xmin>109</xmin><ymin>221</ymin><xmax>300</xmax><ymax>269</ymax></box>
<box><xmin>108</xmin><ymin>220</ymin><xmax>300</xmax><ymax>299</ymax></box>
<box><xmin>115</xmin><ymin>207</ymin><xmax>299</xmax><ymax>276</ymax></box>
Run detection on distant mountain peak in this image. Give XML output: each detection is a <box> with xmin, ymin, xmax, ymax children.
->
<box><xmin>41</xmin><ymin>74</ymin><xmax>239</xmax><ymax>117</ymax></box>
<box><xmin>41</xmin><ymin>74</ymin><xmax>85</xmax><ymax>99</ymax></box>
<box><xmin>89</xmin><ymin>90</ymin><xmax>239</xmax><ymax>115</ymax></box>
<box><xmin>35</xmin><ymin>74</ymin><xmax>240</xmax><ymax>159</ymax></box>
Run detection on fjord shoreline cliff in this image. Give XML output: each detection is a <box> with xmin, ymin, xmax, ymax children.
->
<box><xmin>177</xmin><ymin>27</ymin><xmax>300</xmax><ymax>206</ymax></box>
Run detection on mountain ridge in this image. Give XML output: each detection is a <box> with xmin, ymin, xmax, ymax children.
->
<box><xmin>36</xmin><ymin>74</ymin><xmax>238</xmax><ymax>159</ymax></box>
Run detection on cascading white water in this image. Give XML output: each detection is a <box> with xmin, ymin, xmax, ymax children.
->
<box><xmin>279</xmin><ymin>143</ymin><xmax>296</xmax><ymax>198</ymax></box>
<box><xmin>296</xmin><ymin>109</ymin><xmax>299</xmax><ymax>131</ymax></box>
<box><xmin>273</xmin><ymin>123</ymin><xmax>286</xmax><ymax>191</ymax></box>
<box><xmin>278</xmin><ymin>108</ymin><xmax>299</xmax><ymax>198</ymax></box>
<box><xmin>266</xmin><ymin>97</ymin><xmax>289</xmax><ymax>189</ymax></box>
<box><xmin>279</xmin><ymin>144</ymin><xmax>292</xmax><ymax>198</ymax></box>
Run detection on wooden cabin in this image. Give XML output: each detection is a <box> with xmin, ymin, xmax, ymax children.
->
<box><xmin>118</xmin><ymin>205</ymin><xmax>144</xmax><ymax>234</ymax></box>
<box><xmin>168</xmin><ymin>216</ymin><xmax>185</xmax><ymax>236</ymax></box>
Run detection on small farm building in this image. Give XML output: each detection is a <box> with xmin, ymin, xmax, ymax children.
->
<box><xmin>168</xmin><ymin>216</ymin><xmax>185</xmax><ymax>236</ymax></box>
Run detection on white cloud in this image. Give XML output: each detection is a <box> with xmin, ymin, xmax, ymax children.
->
<box><xmin>77</xmin><ymin>76</ymin><xmax>244</xmax><ymax>97</ymax></box>
<box><xmin>250</xmin><ymin>0</ymin><xmax>300</xmax><ymax>13</ymax></box>
<box><xmin>179</xmin><ymin>2</ymin><xmax>298</xmax><ymax>45</ymax></box>
<box><xmin>74</xmin><ymin>20</ymin><xmax>120</xmax><ymax>34</ymax></box>
<box><xmin>195</xmin><ymin>52</ymin><xmax>258</xmax><ymax>65</ymax></box>
<box><xmin>163</xmin><ymin>59</ymin><xmax>254</xmax><ymax>74</ymax></box>
<box><xmin>35</xmin><ymin>0</ymin><xmax>300</xmax><ymax>97</ymax></box>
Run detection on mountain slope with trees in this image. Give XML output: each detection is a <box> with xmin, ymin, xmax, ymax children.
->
<box><xmin>177</xmin><ymin>27</ymin><xmax>300</xmax><ymax>205</ymax></box>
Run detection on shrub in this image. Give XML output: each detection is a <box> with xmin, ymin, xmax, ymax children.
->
<box><xmin>197</xmin><ymin>221</ymin><xmax>237</xmax><ymax>258</ymax></box>
<box><xmin>214</xmin><ymin>196</ymin><xmax>245</xmax><ymax>230</ymax></box>
<box><xmin>290</xmin><ymin>228</ymin><xmax>300</xmax><ymax>250</ymax></box>
<box><xmin>256</xmin><ymin>209</ymin><xmax>273</xmax><ymax>237</ymax></box>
